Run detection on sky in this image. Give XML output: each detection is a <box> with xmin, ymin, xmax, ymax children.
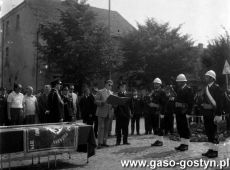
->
<box><xmin>1</xmin><ymin>0</ymin><xmax>230</xmax><ymax>46</ymax></box>
<box><xmin>87</xmin><ymin>0</ymin><xmax>230</xmax><ymax>46</ymax></box>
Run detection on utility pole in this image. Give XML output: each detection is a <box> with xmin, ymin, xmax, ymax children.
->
<box><xmin>1</xmin><ymin>22</ymin><xmax>4</xmax><ymax>87</ymax></box>
<box><xmin>108</xmin><ymin>0</ymin><xmax>111</xmax><ymax>79</ymax></box>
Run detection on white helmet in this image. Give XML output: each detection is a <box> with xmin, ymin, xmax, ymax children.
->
<box><xmin>205</xmin><ymin>70</ymin><xmax>216</xmax><ymax>80</ymax></box>
<box><xmin>176</xmin><ymin>74</ymin><xmax>187</xmax><ymax>82</ymax></box>
<box><xmin>153</xmin><ymin>78</ymin><xmax>162</xmax><ymax>84</ymax></box>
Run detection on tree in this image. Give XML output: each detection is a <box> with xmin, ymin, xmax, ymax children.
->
<box><xmin>38</xmin><ymin>0</ymin><xmax>122</xmax><ymax>87</ymax></box>
<box><xmin>201</xmin><ymin>29</ymin><xmax>230</xmax><ymax>86</ymax></box>
<box><xmin>121</xmin><ymin>18</ymin><xmax>199</xmax><ymax>88</ymax></box>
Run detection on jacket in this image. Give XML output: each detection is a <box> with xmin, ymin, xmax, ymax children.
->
<box><xmin>95</xmin><ymin>88</ymin><xmax>114</xmax><ymax>118</ymax></box>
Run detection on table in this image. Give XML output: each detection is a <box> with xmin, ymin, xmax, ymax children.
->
<box><xmin>0</xmin><ymin>122</ymin><xmax>96</xmax><ymax>169</ymax></box>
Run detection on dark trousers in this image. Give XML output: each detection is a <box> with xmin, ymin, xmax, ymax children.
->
<box><xmin>151</xmin><ymin>113</ymin><xmax>164</xmax><ymax>136</ymax></box>
<box><xmin>203</xmin><ymin>110</ymin><xmax>218</xmax><ymax>144</ymax></box>
<box><xmin>10</xmin><ymin>108</ymin><xmax>24</xmax><ymax>125</ymax></box>
<box><xmin>175</xmin><ymin>109</ymin><xmax>190</xmax><ymax>139</ymax></box>
<box><xmin>83</xmin><ymin>117</ymin><xmax>98</xmax><ymax>138</ymax></box>
<box><xmin>131</xmin><ymin>114</ymin><xmax>140</xmax><ymax>134</ymax></box>
<box><xmin>94</xmin><ymin>116</ymin><xmax>98</xmax><ymax>138</ymax></box>
<box><xmin>116</xmin><ymin>116</ymin><xmax>129</xmax><ymax>144</ymax></box>
<box><xmin>144</xmin><ymin>112</ymin><xmax>152</xmax><ymax>133</ymax></box>
<box><xmin>226</xmin><ymin>114</ymin><xmax>230</xmax><ymax>131</ymax></box>
<box><xmin>164</xmin><ymin>113</ymin><xmax>174</xmax><ymax>134</ymax></box>
<box><xmin>24</xmin><ymin>115</ymin><xmax>35</xmax><ymax>124</ymax></box>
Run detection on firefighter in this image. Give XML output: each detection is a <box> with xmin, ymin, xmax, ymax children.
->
<box><xmin>201</xmin><ymin>70</ymin><xmax>222</xmax><ymax>158</ymax></box>
<box><xmin>150</xmin><ymin>78</ymin><xmax>167</xmax><ymax>146</ymax></box>
<box><xmin>174</xmin><ymin>74</ymin><xmax>194</xmax><ymax>151</ymax></box>
<box><xmin>223</xmin><ymin>89</ymin><xmax>230</xmax><ymax>131</ymax></box>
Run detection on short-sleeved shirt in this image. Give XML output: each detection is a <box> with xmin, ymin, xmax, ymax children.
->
<box><xmin>23</xmin><ymin>95</ymin><xmax>37</xmax><ymax>115</ymax></box>
<box><xmin>7</xmin><ymin>91</ymin><xmax>24</xmax><ymax>109</ymax></box>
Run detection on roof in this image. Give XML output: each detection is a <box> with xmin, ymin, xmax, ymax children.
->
<box><xmin>1</xmin><ymin>0</ymin><xmax>135</xmax><ymax>37</ymax></box>
<box><xmin>89</xmin><ymin>7</ymin><xmax>135</xmax><ymax>36</ymax></box>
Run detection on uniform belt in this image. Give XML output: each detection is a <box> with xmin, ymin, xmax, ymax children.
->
<box><xmin>201</xmin><ymin>103</ymin><xmax>213</xmax><ymax>110</ymax></box>
<box><xmin>175</xmin><ymin>102</ymin><xmax>186</xmax><ymax>108</ymax></box>
<box><xmin>151</xmin><ymin>103</ymin><xmax>160</xmax><ymax>108</ymax></box>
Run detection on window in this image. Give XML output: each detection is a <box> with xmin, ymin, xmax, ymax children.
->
<box><xmin>6</xmin><ymin>20</ymin><xmax>9</xmax><ymax>35</ymax></box>
<box><xmin>16</xmin><ymin>14</ymin><xmax>20</xmax><ymax>30</ymax></box>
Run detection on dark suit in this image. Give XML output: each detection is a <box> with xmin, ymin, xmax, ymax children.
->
<box><xmin>79</xmin><ymin>95</ymin><xmax>96</xmax><ymax>125</ymax></box>
<box><xmin>37</xmin><ymin>93</ymin><xmax>49</xmax><ymax>123</ymax></box>
<box><xmin>201</xmin><ymin>83</ymin><xmax>222</xmax><ymax>144</ymax></box>
<box><xmin>114</xmin><ymin>92</ymin><xmax>131</xmax><ymax>144</ymax></box>
<box><xmin>131</xmin><ymin>96</ymin><xmax>143</xmax><ymax>134</ymax></box>
<box><xmin>175</xmin><ymin>85</ymin><xmax>194</xmax><ymax>139</ymax></box>
<box><xmin>0</xmin><ymin>94</ymin><xmax>7</xmax><ymax>125</ymax></box>
<box><xmin>47</xmin><ymin>89</ymin><xmax>64</xmax><ymax>123</ymax></box>
<box><xmin>62</xmin><ymin>94</ymin><xmax>74</xmax><ymax>122</ymax></box>
<box><xmin>143</xmin><ymin>95</ymin><xmax>152</xmax><ymax>134</ymax></box>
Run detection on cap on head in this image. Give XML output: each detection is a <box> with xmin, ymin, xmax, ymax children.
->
<box><xmin>205</xmin><ymin>70</ymin><xmax>216</xmax><ymax>80</ymax></box>
<box><xmin>51</xmin><ymin>79</ymin><xmax>62</xmax><ymax>87</ymax></box>
<box><xmin>105</xmin><ymin>79</ymin><xmax>113</xmax><ymax>85</ymax></box>
<box><xmin>176</xmin><ymin>74</ymin><xmax>187</xmax><ymax>82</ymax></box>
<box><xmin>153</xmin><ymin>78</ymin><xmax>162</xmax><ymax>85</ymax></box>
<box><xmin>118</xmin><ymin>81</ymin><xmax>127</xmax><ymax>88</ymax></box>
<box><xmin>92</xmin><ymin>87</ymin><xmax>98</xmax><ymax>92</ymax></box>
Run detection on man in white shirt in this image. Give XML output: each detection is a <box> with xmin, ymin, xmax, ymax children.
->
<box><xmin>23</xmin><ymin>86</ymin><xmax>38</xmax><ymax>124</ymax></box>
<box><xmin>7</xmin><ymin>83</ymin><xmax>24</xmax><ymax>125</ymax></box>
<box><xmin>69</xmin><ymin>85</ymin><xmax>78</xmax><ymax>120</ymax></box>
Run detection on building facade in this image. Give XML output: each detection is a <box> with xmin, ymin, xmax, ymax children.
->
<box><xmin>0</xmin><ymin>0</ymin><xmax>134</xmax><ymax>90</ymax></box>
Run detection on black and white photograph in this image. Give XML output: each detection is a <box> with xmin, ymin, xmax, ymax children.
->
<box><xmin>0</xmin><ymin>0</ymin><xmax>230</xmax><ymax>169</ymax></box>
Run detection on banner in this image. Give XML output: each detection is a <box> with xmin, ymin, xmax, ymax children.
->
<box><xmin>0</xmin><ymin>129</ymin><xmax>24</xmax><ymax>154</ymax></box>
<box><xmin>26</xmin><ymin>124</ymin><xmax>77</xmax><ymax>152</ymax></box>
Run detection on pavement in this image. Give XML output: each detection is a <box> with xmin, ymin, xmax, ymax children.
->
<box><xmin>2</xmin><ymin>118</ymin><xmax>230</xmax><ymax>170</ymax></box>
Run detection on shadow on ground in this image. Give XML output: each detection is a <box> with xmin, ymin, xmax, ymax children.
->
<box><xmin>1</xmin><ymin>160</ymin><xmax>86</xmax><ymax>170</ymax></box>
<box><xmin>112</xmin><ymin>146</ymin><xmax>150</xmax><ymax>154</ymax></box>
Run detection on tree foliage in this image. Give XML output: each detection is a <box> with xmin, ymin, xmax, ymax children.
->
<box><xmin>121</xmin><ymin>18</ymin><xmax>198</xmax><ymax>88</ymax></box>
<box><xmin>201</xmin><ymin>29</ymin><xmax>230</xmax><ymax>86</ymax></box>
<box><xmin>38</xmin><ymin>0</ymin><xmax>123</xmax><ymax>86</ymax></box>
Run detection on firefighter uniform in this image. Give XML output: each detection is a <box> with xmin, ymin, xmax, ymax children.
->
<box><xmin>223</xmin><ymin>90</ymin><xmax>230</xmax><ymax>131</ymax></box>
<box><xmin>201</xmin><ymin>70</ymin><xmax>222</xmax><ymax>158</ymax></box>
<box><xmin>174</xmin><ymin>74</ymin><xmax>194</xmax><ymax>151</ymax></box>
<box><xmin>149</xmin><ymin>88</ymin><xmax>167</xmax><ymax>146</ymax></box>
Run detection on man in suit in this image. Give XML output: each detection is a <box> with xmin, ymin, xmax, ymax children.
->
<box><xmin>95</xmin><ymin>80</ymin><xmax>114</xmax><ymax>148</ymax></box>
<box><xmin>201</xmin><ymin>70</ymin><xmax>222</xmax><ymax>158</ymax></box>
<box><xmin>174</xmin><ymin>74</ymin><xmax>194</xmax><ymax>151</ymax></box>
<box><xmin>115</xmin><ymin>82</ymin><xmax>132</xmax><ymax>145</ymax></box>
<box><xmin>149</xmin><ymin>78</ymin><xmax>167</xmax><ymax>147</ymax></box>
<box><xmin>69</xmin><ymin>85</ymin><xmax>78</xmax><ymax>121</ymax></box>
<box><xmin>131</xmin><ymin>89</ymin><xmax>143</xmax><ymax>135</ymax></box>
<box><xmin>38</xmin><ymin>85</ymin><xmax>51</xmax><ymax>123</ymax></box>
<box><xmin>47</xmin><ymin>79</ymin><xmax>64</xmax><ymax>123</ymax></box>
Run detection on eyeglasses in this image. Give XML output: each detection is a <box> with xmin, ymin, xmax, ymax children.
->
<box><xmin>108</xmin><ymin>84</ymin><xmax>113</xmax><ymax>87</ymax></box>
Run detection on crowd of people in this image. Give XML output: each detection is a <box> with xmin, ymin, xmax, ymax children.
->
<box><xmin>0</xmin><ymin>70</ymin><xmax>230</xmax><ymax>159</ymax></box>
